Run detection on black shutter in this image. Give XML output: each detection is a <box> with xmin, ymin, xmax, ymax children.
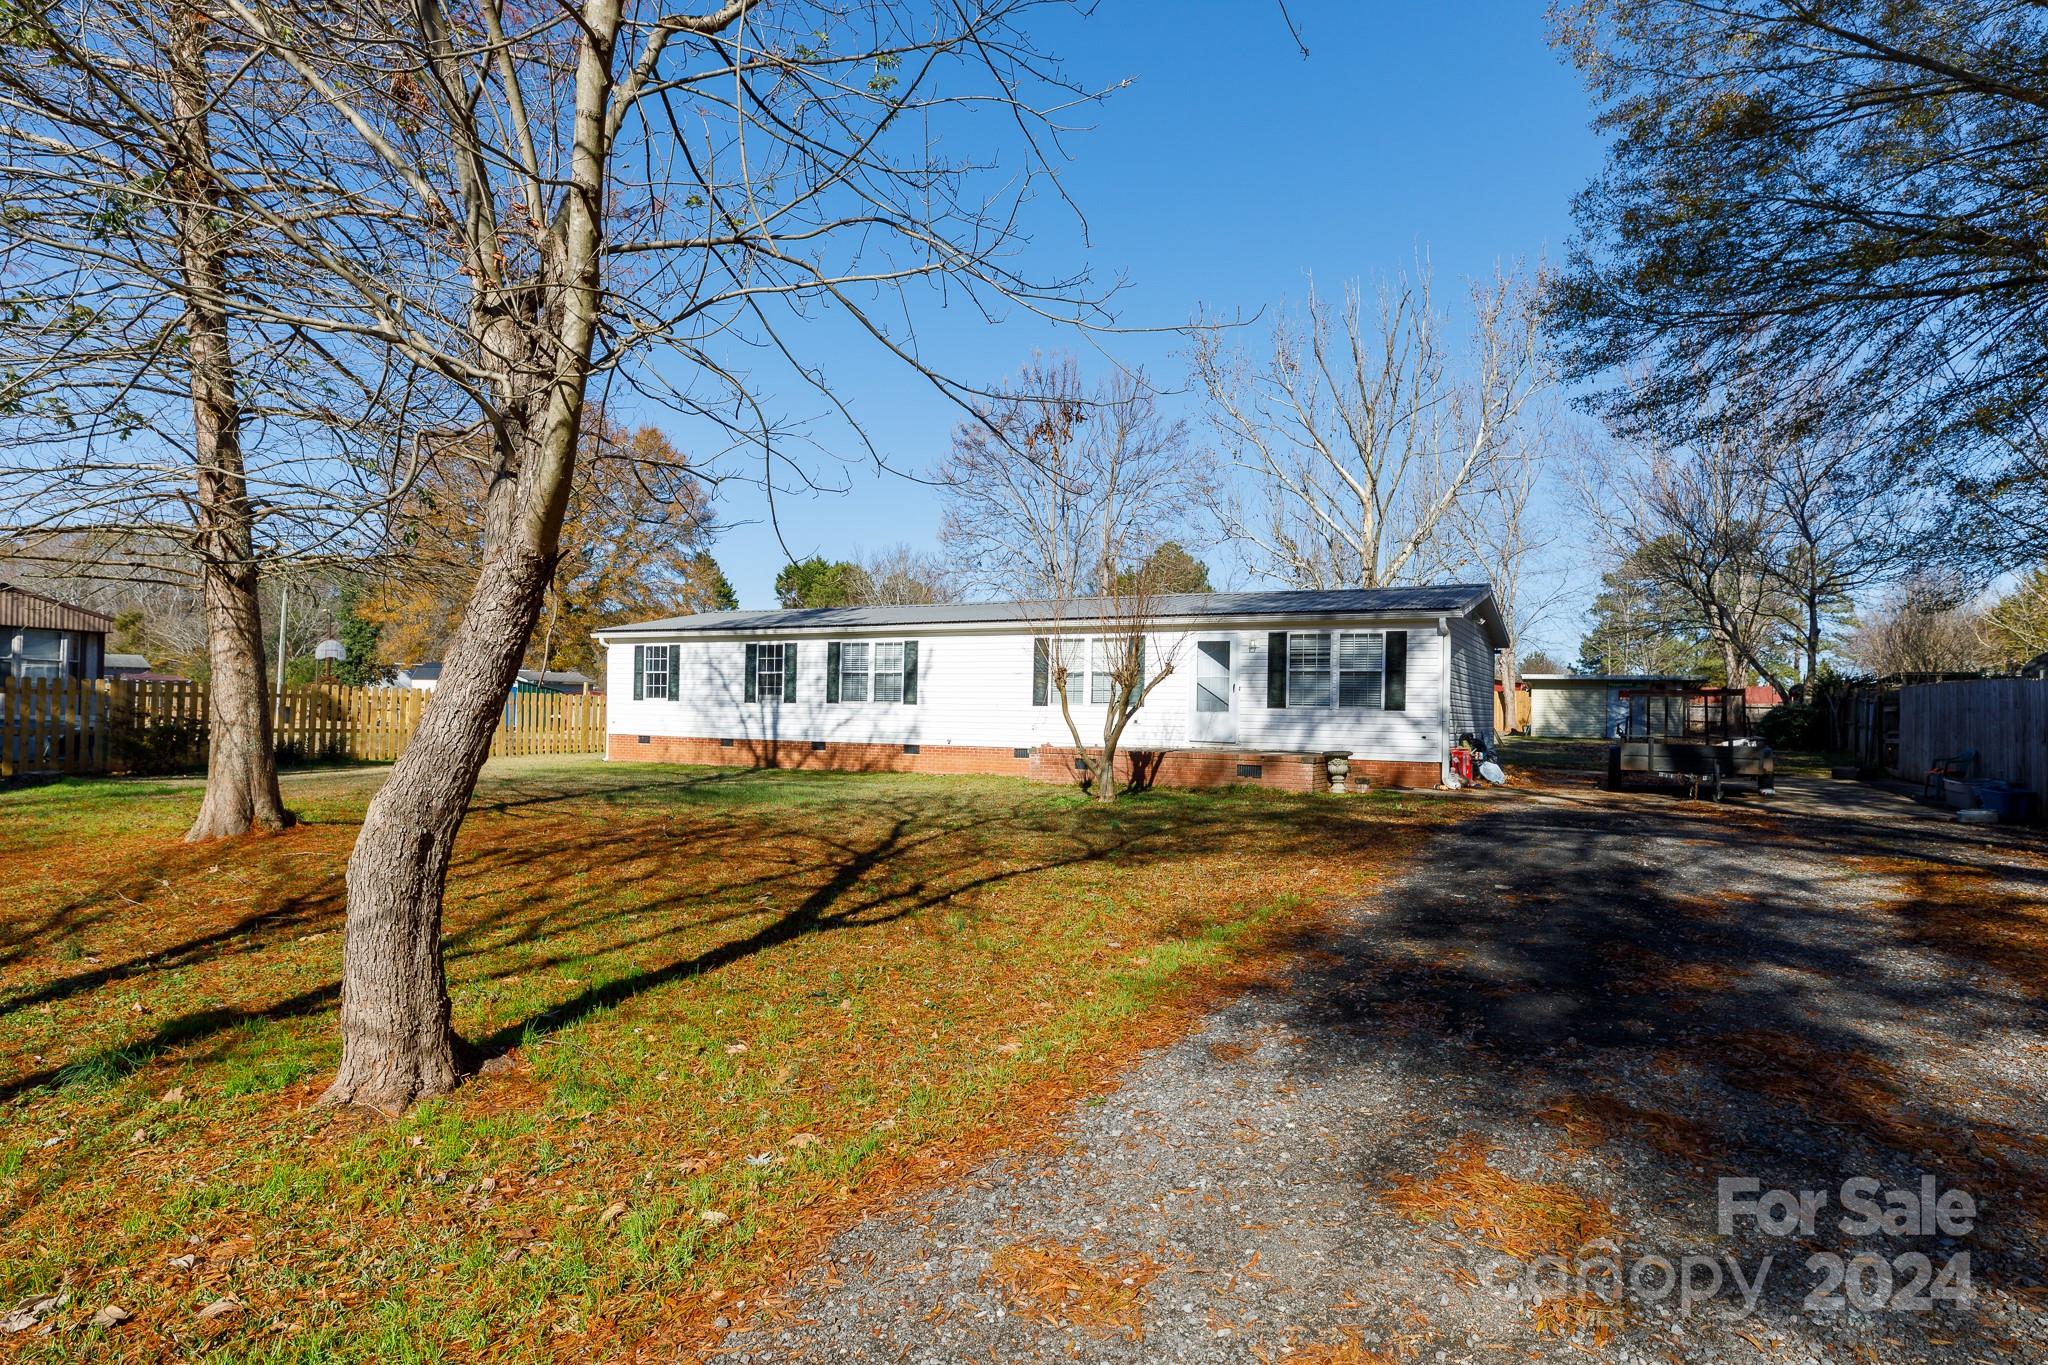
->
<box><xmin>1385</xmin><ymin>631</ymin><xmax>1407</xmax><ymax>711</ymax></box>
<box><xmin>901</xmin><ymin>640</ymin><xmax>918</xmax><ymax>703</ymax></box>
<box><xmin>1131</xmin><ymin>636</ymin><xmax>1146</xmax><ymax>710</ymax></box>
<box><xmin>1267</xmin><ymin>632</ymin><xmax>1288</xmax><ymax>709</ymax></box>
<box><xmin>826</xmin><ymin>642</ymin><xmax>841</xmax><ymax>703</ymax></box>
<box><xmin>744</xmin><ymin>643</ymin><xmax>758</xmax><ymax>702</ymax></box>
<box><xmin>783</xmin><ymin>644</ymin><xmax>798</xmax><ymax>702</ymax></box>
<box><xmin>633</xmin><ymin>645</ymin><xmax>646</xmax><ymax>700</ymax></box>
<box><xmin>1032</xmin><ymin>638</ymin><xmax>1049</xmax><ymax>706</ymax></box>
<box><xmin>668</xmin><ymin>644</ymin><xmax>680</xmax><ymax>700</ymax></box>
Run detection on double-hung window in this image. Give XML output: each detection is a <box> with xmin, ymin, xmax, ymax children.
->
<box><xmin>1286</xmin><ymin>632</ymin><xmax>1333</xmax><ymax>707</ymax></box>
<box><xmin>838</xmin><ymin>642</ymin><xmax>870</xmax><ymax>702</ymax></box>
<box><xmin>825</xmin><ymin>640</ymin><xmax>919</xmax><ymax>704</ymax></box>
<box><xmin>1337</xmin><ymin>632</ymin><xmax>1384</xmax><ymax>708</ymax></box>
<box><xmin>632</xmin><ymin>643</ymin><xmax>680</xmax><ymax>700</ymax></box>
<box><xmin>755</xmin><ymin>643</ymin><xmax>786</xmax><ymax>702</ymax></box>
<box><xmin>1055</xmin><ymin>637</ymin><xmax>1086</xmax><ymax>700</ymax></box>
<box><xmin>643</xmin><ymin>645</ymin><xmax>671</xmax><ymax>700</ymax></box>
<box><xmin>1088</xmin><ymin>638</ymin><xmax>1114</xmax><ymax>705</ymax></box>
<box><xmin>871</xmin><ymin>642</ymin><xmax>906</xmax><ymax>702</ymax></box>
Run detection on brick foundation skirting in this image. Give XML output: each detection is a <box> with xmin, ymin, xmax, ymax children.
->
<box><xmin>607</xmin><ymin>734</ymin><xmax>1441</xmax><ymax>792</ymax></box>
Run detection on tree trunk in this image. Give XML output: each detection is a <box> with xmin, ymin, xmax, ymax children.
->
<box><xmin>171</xmin><ymin>10</ymin><xmax>290</xmax><ymax>842</ymax></box>
<box><xmin>1805</xmin><ymin>597</ymin><xmax>1822</xmax><ymax>693</ymax></box>
<box><xmin>1095</xmin><ymin>709</ymin><xmax>1121</xmax><ymax>803</ymax></box>
<box><xmin>320</xmin><ymin>0</ymin><xmax>619</xmax><ymax>1112</ymax></box>
<box><xmin>321</xmin><ymin>536</ymin><xmax>553</xmax><ymax>1111</ymax></box>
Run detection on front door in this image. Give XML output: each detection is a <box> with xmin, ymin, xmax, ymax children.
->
<box><xmin>1190</xmin><ymin>637</ymin><xmax>1236</xmax><ymax>743</ymax></box>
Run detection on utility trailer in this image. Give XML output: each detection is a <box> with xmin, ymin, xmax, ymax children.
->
<box><xmin>1602</xmin><ymin>685</ymin><xmax>1775</xmax><ymax>801</ymax></box>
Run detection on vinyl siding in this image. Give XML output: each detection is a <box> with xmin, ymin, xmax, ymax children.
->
<box><xmin>1446</xmin><ymin>616</ymin><xmax>1496</xmax><ymax>747</ymax></box>
<box><xmin>1530</xmin><ymin>680</ymin><xmax>1610</xmax><ymax>738</ymax></box>
<box><xmin>604</xmin><ymin>618</ymin><xmax>1459</xmax><ymax>764</ymax></box>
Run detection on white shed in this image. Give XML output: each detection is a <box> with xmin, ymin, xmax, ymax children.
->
<box><xmin>1524</xmin><ymin>674</ymin><xmax>1704</xmax><ymax>739</ymax></box>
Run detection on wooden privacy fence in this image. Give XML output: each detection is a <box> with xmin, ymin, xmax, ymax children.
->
<box><xmin>0</xmin><ymin>679</ymin><xmax>606</xmax><ymax>777</ymax></box>
<box><xmin>1896</xmin><ymin>678</ymin><xmax>2048</xmax><ymax>809</ymax></box>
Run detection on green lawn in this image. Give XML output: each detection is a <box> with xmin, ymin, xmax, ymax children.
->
<box><xmin>0</xmin><ymin>758</ymin><xmax>1453</xmax><ymax>1361</ymax></box>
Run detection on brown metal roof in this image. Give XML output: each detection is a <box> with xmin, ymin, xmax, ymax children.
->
<box><xmin>0</xmin><ymin>582</ymin><xmax>114</xmax><ymax>632</ymax></box>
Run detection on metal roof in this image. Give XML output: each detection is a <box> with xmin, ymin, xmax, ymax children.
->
<box><xmin>599</xmin><ymin>584</ymin><xmax>1507</xmax><ymax>645</ymax></box>
<box><xmin>0</xmin><ymin>583</ymin><xmax>114</xmax><ymax>633</ymax></box>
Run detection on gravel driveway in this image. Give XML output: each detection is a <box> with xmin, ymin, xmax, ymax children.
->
<box><xmin>711</xmin><ymin>777</ymin><xmax>2048</xmax><ymax>1364</ymax></box>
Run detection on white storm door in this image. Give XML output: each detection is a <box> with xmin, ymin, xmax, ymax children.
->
<box><xmin>1189</xmin><ymin>637</ymin><xmax>1237</xmax><ymax>743</ymax></box>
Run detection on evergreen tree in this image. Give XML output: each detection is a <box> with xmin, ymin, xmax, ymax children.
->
<box><xmin>688</xmin><ymin>553</ymin><xmax>739</xmax><ymax>611</ymax></box>
<box><xmin>334</xmin><ymin>585</ymin><xmax>386</xmax><ymax>685</ymax></box>
<box><xmin>775</xmin><ymin>555</ymin><xmax>862</xmax><ymax>608</ymax></box>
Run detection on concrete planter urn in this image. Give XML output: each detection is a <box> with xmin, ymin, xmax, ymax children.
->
<box><xmin>1326</xmin><ymin>754</ymin><xmax>1350</xmax><ymax>795</ymax></box>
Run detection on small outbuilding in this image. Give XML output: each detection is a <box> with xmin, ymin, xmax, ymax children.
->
<box><xmin>1524</xmin><ymin>673</ymin><xmax>1706</xmax><ymax>740</ymax></box>
<box><xmin>0</xmin><ymin>583</ymin><xmax>112</xmax><ymax>681</ymax></box>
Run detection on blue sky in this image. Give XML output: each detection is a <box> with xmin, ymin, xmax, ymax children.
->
<box><xmin>662</xmin><ymin>2</ymin><xmax>1608</xmax><ymax>654</ymax></box>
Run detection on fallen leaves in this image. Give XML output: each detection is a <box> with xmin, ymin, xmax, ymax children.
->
<box><xmin>1380</xmin><ymin>1137</ymin><xmax>1616</xmax><ymax>1260</ymax></box>
<box><xmin>0</xmin><ymin>763</ymin><xmax>1457</xmax><ymax>1359</ymax></box>
<box><xmin>1</xmin><ymin>1293</ymin><xmax>63</xmax><ymax>1334</ymax></box>
<box><xmin>981</xmin><ymin>1239</ymin><xmax>1160</xmax><ymax>1339</ymax></box>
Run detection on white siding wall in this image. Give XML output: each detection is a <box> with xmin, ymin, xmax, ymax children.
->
<box><xmin>1529</xmin><ymin>680</ymin><xmax>1608</xmax><ymax>738</ymax></box>
<box><xmin>1446</xmin><ymin>616</ymin><xmax>1496</xmax><ymax>747</ymax></box>
<box><xmin>604</xmin><ymin>618</ymin><xmax>1459</xmax><ymax>763</ymax></box>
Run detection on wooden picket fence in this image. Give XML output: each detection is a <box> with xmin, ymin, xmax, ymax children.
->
<box><xmin>0</xmin><ymin>678</ymin><xmax>606</xmax><ymax>777</ymax></box>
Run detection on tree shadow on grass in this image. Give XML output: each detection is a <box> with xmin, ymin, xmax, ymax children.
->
<box><xmin>0</xmin><ymin>778</ymin><xmax>1401</xmax><ymax>1106</ymax></box>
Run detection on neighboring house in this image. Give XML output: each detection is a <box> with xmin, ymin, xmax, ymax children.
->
<box><xmin>396</xmin><ymin>663</ymin><xmax>594</xmax><ymax>695</ymax></box>
<box><xmin>596</xmin><ymin>586</ymin><xmax>1509</xmax><ymax>791</ymax></box>
<box><xmin>0</xmin><ymin>583</ymin><xmax>111</xmax><ymax>681</ymax></box>
<box><xmin>515</xmin><ymin>668</ymin><xmax>594</xmax><ymax>695</ymax></box>
<box><xmin>1525</xmin><ymin>673</ymin><xmax>1706</xmax><ymax>739</ymax></box>
<box><xmin>104</xmin><ymin>653</ymin><xmax>155</xmax><ymax>679</ymax></box>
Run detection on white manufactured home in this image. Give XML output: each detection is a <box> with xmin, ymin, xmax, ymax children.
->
<box><xmin>595</xmin><ymin>585</ymin><xmax>1508</xmax><ymax>792</ymax></box>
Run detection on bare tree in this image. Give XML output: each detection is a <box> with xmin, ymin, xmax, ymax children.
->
<box><xmin>1191</xmin><ymin>266</ymin><xmax>1547</xmax><ymax>591</ymax></box>
<box><xmin>0</xmin><ymin>0</ymin><xmax>430</xmax><ymax>837</ymax></box>
<box><xmin>1845</xmin><ymin>577</ymin><xmax>1988</xmax><ymax>678</ymax></box>
<box><xmin>847</xmin><ymin>545</ymin><xmax>959</xmax><ymax>607</ymax></box>
<box><xmin>1979</xmin><ymin>565</ymin><xmax>2048</xmax><ymax>670</ymax></box>
<box><xmin>1755</xmin><ymin>417</ymin><xmax>1925</xmax><ymax>690</ymax></box>
<box><xmin>939</xmin><ymin>359</ymin><xmax>1193</xmax><ymax>800</ymax></box>
<box><xmin>1577</xmin><ymin>424</ymin><xmax>1792</xmax><ymax>693</ymax></box>
<box><xmin>178</xmin><ymin>0</ymin><xmax>1120</xmax><ymax>1110</ymax></box>
<box><xmin>1424</xmin><ymin>424</ymin><xmax>1567</xmax><ymax>730</ymax></box>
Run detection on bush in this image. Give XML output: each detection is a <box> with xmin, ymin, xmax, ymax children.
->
<box><xmin>1757</xmin><ymin>703</ymin><xmax>1826</xmax><ymax>750</ymax></box>
<box><xmin>274</xmin><ymin>737</ymin><xmax>349</xmax><ymax>768</ymax></box>
<box><xmin>110</xmin><ymin>717</ymin><xmax>206</xmax><ymax>775</ymax></box>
